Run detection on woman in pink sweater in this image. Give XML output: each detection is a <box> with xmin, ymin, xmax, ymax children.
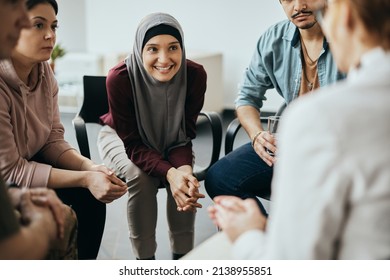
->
<box><xmin>0</xmin><ymin>0</ymin><xmax>127</xmax><ymax>259</ymax></box>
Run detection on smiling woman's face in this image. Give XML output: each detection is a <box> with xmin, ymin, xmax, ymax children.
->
<box><xmin>13</xmin><ymin>2</ymin><xmax>58</xmax><ymax>64</ymax></box>
<box><xmin>142</xmin><ymin>34</ymin><xmax>182</xmax><ymax>82</ymax></box>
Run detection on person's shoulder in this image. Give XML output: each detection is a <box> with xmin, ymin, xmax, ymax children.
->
<box><xmin>0</xmin><ymin>60</ymin><xmax>21</xmax><ymax>90</ymax></box>
<box><xmin>107</xmin><ymin>60</ymin><xmax>128</xmax><ymax>84</ymax></box>
<box><xmin>285</xmin><ymin>81</ymin><xmax>349</xmax><ymax>125</ymax></box>
<box><xmin>261</xmin><ymin>19</ymin><xmax>293</xmax><ymax>39</ymax></box>
<box><xmin>40</xmin><ymin>62</ymin><xmax>58</xmax><ymax>91</ymax></box>
<box><xmin>186</xmin><ymin>59</ymin><xmax>207</xmax><ymax>79</ymax></box>
<box><xmin>41</xmin><ymin>61</ymin><xmax>53</xmax><ymax>73</ymax></box>
<box><xmin>256</xmin><ymin>20</ymin><xmax>295</xmax><ymax>51</ymax></box>
<box><xmin>186</xmin><ymin>59</ymin><xmax>205</xmax><ymax>72</ymax></box>
<box><xmin>108</xmin><ymin>60</ymin><xmax>127</xmax><ymax>76</ymax></box>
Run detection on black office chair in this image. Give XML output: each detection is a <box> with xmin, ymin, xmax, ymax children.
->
<box><xmin>73</xmin><ymin>75</ymin><xmax>223</xmax><ymax>182</ymax></box>
<box><xmin>224</xmin><ymin>103</ymin><xmax>287</xmax><ymax>155</ymax></box>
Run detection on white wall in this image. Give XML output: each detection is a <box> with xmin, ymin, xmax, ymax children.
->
<box><xmin>56</xmin><ymin>0</ymin><xmax>86</xmax><ymax>51</ymax></box>
<box><xmin>57</xmin><ymin>0</ymin><xmax>286</xmax><ymax>111</ymax></box>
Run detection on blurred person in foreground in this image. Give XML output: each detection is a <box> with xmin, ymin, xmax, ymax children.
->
<box><xmin>191</xmin><ymin>0</ymin><xmax>390</xmax><ymax>259</ymax></box>
<box><xmin>205</xmin><ymin>0</ymin><xmax>345</xmax><ymax>215</ymax></box>
<box><xmin>0</xmin><ymin>0</ymin><xmax>76</xmax><ymax>260</ymax></box>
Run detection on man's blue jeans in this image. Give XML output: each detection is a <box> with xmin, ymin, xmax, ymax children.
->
<box><xmin>205</xmin><ymin>142</ymin><xmax>273</xmax><ymax>215</ymax></box>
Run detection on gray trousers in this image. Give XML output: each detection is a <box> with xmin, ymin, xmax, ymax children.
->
<box><xmin>97</xmin><ymin>125</ymin><xmax>195</xmax><ymax>259</ymax></box>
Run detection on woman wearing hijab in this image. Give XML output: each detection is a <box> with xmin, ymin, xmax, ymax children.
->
<box><xmin>98</xmin><ymin>13</ymin><xmax>206</xmax><ymax>260</ymax></box>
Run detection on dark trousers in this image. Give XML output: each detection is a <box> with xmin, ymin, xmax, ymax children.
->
<box><xmin>205</xmin><ymin>142</ymin><xmax>273</xmax><ymax>215</ymax></box>
<box><xmin>55</xmin><ymin>187</ymin><xmax>105</xmax><ymax>259</ymax></box>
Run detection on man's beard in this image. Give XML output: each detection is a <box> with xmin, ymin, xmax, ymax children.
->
<box><xmin>291</xmin><ymin>10</ymin><xmax>317</xmax><ymax>29</ymax></box>
<box><xmin>299</xmin><ymin>21</ymin><xmax>317</xmax><ymax>29</ymax></box>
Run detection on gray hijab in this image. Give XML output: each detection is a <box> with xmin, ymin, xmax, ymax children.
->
<box><xmin>125</xmin><ymin>12</ymin><xmax>189</xmax><ymax>155</ymax></box>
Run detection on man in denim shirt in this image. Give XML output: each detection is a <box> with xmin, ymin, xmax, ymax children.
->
<box><xmin>205</xmin><ymin>0</ymin><xmax>345</xmax><ymax>214</ymax></box>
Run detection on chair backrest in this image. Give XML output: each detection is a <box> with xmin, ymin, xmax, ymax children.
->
<box><xmin>72</xmin><ymin>76</ymin><xmax>108</xmax><ymax>159</ymax></box>
<box><xmin>79</xmin><ymin>75</ymin><xmax>109</xmax><ymax>124</ymax></box>
<box><xmin>274</xmin><ymin>102</ymin><xmax>287</xmax><ymax>118</ymax></box>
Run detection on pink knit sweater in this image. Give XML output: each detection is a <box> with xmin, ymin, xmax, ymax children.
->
<box><xmin>0</xmin><ymin>60</ymin><xmax>74</xmax><ymax>188</ymax></box>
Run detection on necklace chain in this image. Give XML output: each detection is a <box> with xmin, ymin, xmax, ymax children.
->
<box><xmin>300</xmin><ymin>39</ymin><xmax>319</xmax><ymax>91</ymax></box>
<box><xmin>301</xmin><ymin>39</ymin><xmax>319</xmax><ymax>64</ymax></box>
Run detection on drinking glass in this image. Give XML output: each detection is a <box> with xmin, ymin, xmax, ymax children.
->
<box><xmin>266</xmin><ymin>116</ymin><xmax>280</xmax><ymax>156</ymax></box>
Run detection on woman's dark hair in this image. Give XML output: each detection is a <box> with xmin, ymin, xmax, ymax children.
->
<box><xmin>26</xmin><ymin>0</ymin><xmax>58</xmax><ymax>15</ymax></box>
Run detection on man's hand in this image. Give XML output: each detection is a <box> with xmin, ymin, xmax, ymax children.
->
<box><xmin>253</xmin><ymin>131</ymin><xmax>277</xmax><ymax>167</ymax></box>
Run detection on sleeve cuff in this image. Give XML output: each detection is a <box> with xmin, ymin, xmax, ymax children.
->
<box><xmin>232</xmin><ymin>229</ymin><xmax>267</xmax><ymax>259</ymax></box>
<box><xmin>153</xmin><ymin>160</ymin><xmax>173</xmax><ymax>180</ymax></box>
<box><xmin>30</xmin><ymin>163</ymin><xmax>52</xmax><ymax>188</ymax></box>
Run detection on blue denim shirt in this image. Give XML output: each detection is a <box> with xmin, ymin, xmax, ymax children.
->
<box><xmin>235</xmin><ymin>20</ymin><xmax>345</xmax><ymax>110</ymax></box>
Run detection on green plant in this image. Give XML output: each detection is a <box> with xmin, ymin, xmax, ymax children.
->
<box><xmin>51</xmin><ymin>43</ymin><xmax>66</xmax><ymax>62</ymax></box>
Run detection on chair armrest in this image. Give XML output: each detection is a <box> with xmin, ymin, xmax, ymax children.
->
<box><xmin>276</xmin><ymin>103</ymin><xmax>287</xmax><ymax>116</ymax></box>
<box><xmin>224</xmin><ymin>118</ymin><xmax>242</xmax><ymax>155</ymax></box>
<box><xmin>193</xmin><ymin>111</ymin><xmax>223</xmax><ymax>181</ymax></box>
<box><xmin>72</xmin><ymin>115</ymin><xmax>91</xmax><ymax>159</ymax></box>
<box><xmin>225</xmin><ymin>117</ymin><xmax>270</xmax><ymax>155</ymax></box>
